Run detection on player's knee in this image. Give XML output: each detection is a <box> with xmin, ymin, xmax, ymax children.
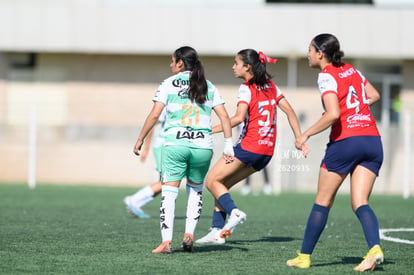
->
<box><xmin>351</xmin><ymin>201</ymin><xmax>368</xmax><ymax>213</ymax></box>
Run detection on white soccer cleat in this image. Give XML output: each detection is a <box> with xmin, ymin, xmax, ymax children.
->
<box><xmin>195</xmin><ymin>228</ymin><xmax>225</xmax><ymax>244</ymax></box>
<box><xmin>123</xmin><ymin>196</ymin><xmax>131</xmax><ymax>205</ymax></box>
<box><xmin>123</xmin><ymin>196</ymin><xmax>150</xmax><ymax>218</ymax></box>
<box><xmin>220</xmin><ymin>209</ymin><xmax>247</xmax><ymax>239</ymax></box>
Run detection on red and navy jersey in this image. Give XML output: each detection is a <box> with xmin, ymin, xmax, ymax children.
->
<box><xmin>237</xmin><ymin>80</ymin><xmax>283</xmax><ymax>156</ymax></box>
<box><xmin>318</xmin><ymin>63</ymin><xmax>380</xmax><ymax>142</ymax></box>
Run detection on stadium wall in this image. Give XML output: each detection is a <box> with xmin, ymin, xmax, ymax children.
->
<box><xmin>0</xmin><ymin>1</ymin><xmax>413</xmax><ymax>195</ymax></box>
<box><xmin>0</xmin><ymin>2</ymin><xmax>413</xmax><ymax>59</ymax></box>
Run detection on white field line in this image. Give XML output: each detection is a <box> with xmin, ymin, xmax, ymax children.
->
<box><xmin>379</xmin><ymin>228</ymin><xmax>414</xmax><ymax>245</ymax></box>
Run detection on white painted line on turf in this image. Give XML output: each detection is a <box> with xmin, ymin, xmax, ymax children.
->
<box><xmin>379</xmin><ymin>228</ymin><xmax>414</xmax><ymax>245</ymax></box>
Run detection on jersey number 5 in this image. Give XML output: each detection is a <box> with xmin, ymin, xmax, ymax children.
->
<box><xmin>258</xmin><ymin>99</ymin><xmax>276</xmax><ymax>126</ymax></box>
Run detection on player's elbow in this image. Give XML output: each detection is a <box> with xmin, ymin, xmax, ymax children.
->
<box><xmin>231</xmin><ymin>116</ymin><xmax>244</xmax><ymax>128</ymax></box>
<box><xmin>332</xmin><ymin>111</ymin><xmax>340</xmax><ymax>122</ymax></box>
<box><xmin>148</xmin><ymin>113</ymin><xmax>160</xmax><ymax>124</ymax></box>
<box><xmin>326</xmin><ymin>110</ymin><xmax>340</xmax><ymax>123</ymax></box>
<box><xmin>369</xmin><ymin>92</ymin><xmax>381</xmax><ymax>105</ymax></box>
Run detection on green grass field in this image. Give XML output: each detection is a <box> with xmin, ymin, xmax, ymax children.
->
<box><xmin>1</xmin><ymin>183</ymin><xmax>413</xmax><ymax>274</ymax></box>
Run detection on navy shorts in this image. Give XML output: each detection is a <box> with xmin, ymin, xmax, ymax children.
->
<box><xmin>234</xmin><ymin>143</ymin><xmax>272</xmax><ymax>171</ymax></box>
<box><xmin>321</xmin><ymin>136</ymin><xmax>383</xmax><ymax>176</ymax></box>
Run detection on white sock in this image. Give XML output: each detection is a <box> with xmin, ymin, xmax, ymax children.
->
<box><xmin>132</xmin><ymin>186</ymin><xmax>154</xmax><ymax>207</ymax></box>
<box><xmin>185</xmin><ymin>183</ymin><xmax>203</xmax><ymax>235</ymax></box>
<box><xmin>160</xmin><ymin>185</ymin><xmax>179</xmax><ymax>242</ymax></box>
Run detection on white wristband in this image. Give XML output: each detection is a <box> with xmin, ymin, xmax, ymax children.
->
<box><xmin>223</xmin><ymin>138</ymin><xmax>234</xmax><ymax>157</ymax></box>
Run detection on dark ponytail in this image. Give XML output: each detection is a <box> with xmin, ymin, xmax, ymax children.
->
<box><xmin>237</xmin><ymin>49</ymin><xmax>272</xmax><ymax>87</ymax></box>
<box><xmin>174</xmin><ymin>46</ymin><xmax>207</xmax><ymax>104</ymax></box>
<box><xmin>312</xmin><ymin>33</ymin><xmax>344</xmax><ymax>67</ymax></box>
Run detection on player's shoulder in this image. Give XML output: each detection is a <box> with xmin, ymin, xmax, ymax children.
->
<box><xmin>159</xmin><ymin>74</ymin><xmax>175</xmax><ymax>88</ymax></box>
<box><xmin>238</xmin><ymin>82</ymin><xmax>250</xmax><ymax>90</ymax></box>
<box><xmin>267</xmin><ymin>79</ymin><xmax>278</xmax><ymax>90</ymax></box>
<box><xmin>322</xmin><ymin>63</ymin><xmax>356</xmax><ymax>76</ymax></box>
<box><xmin>206</xmin><ymin>79</ymin><xmax>218</xmax><ymax>91</ymax></box>
<box><xmin>165</xmin><ymin>71</ymin><xmax>190</xmax><ymax>82</ymax></box>
<box><xmin>318</xmin><ymin>71</ymin><xmax>336</xmax><ymax>84</ymax></box>
<box><xmin>237</xmin><ymin>83</ymin><xmax>252</xmax><ymax>97</ymax></box>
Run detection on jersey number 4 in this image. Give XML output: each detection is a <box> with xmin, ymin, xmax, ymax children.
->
<box><xmin>346</xmin><ymin>83</ymin><xmax>369</xmax><ymax>113</ymax></box>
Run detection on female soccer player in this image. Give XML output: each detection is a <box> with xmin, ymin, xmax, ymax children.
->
<box><xmin>196</xmin><ymin>49</ymin><xmax>307</xmax><ymax>244</ymax></box>
<box><xmin>133</xmin><ymin>46</ymin><xmax>234</xmax><ymax>253</ymax></box>
<box><xmin>286</xmin><ymin>33</ymin><xmax>384</xmax><ymax>272</ymax></box>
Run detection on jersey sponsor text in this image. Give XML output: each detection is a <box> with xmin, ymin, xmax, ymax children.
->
<box><xmin>176</xmin><ymin>130</ymin><xmax>205</xmax><ymax>140</ymax></box>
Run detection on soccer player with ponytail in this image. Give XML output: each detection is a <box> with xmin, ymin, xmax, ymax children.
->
<box><xmin>286</xmin><ymin>33</ymin><xmax>384</xmax><ymax>271</ymax></box>
<box><xmin>133</xmin><ymin>46</ymin><xmax>234</xmax><ymax>253</ymax></box>
<box><xmin>196</xmin><ymin>49</ymin><xmax>307</xmax><ymax>244</ymax></box>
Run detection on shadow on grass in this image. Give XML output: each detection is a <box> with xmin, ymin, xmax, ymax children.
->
<box><xmin>312</xmin><ymin>256</ymin><xmax>392</xmax><ymax>271</ymax></box>
<box><xmin>192</xmin><ymin>236</ymin><xmax>297</xmax><ymax>253</ymax></box>
<box><xmin>258</xmin><ymin>236</ymin><xmax>297</xmax><ymax>242</ymax></box>
<box><xmin>124</xmin><ymin>215</ymin><xmax>187</xmax><ymax>220</ymax></box>
<box><xmin>193</xmin><ymin>245</ymin><xmax>248</xmax><ymax>253</ymax></box>
<box><xmin>228</xmin><ymin>236</ymin><xmax>298</xmax><ymax>245</ymax></box>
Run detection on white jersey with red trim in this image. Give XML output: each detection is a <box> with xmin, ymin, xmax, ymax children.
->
<box><xmin>318</xmin><ymin>63</ymin><xmax>380</xmax><ymax>141</ymax></box>
<box><xmin>236</xmin><ymin>80</ymin><xmax>283</xmax><ymax>156</ymax></box>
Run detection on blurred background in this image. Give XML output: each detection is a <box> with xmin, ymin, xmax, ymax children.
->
<box><xmin>0</xmin><ymin>0</ymin><xmax>412</xmax><ymax>196</ymax></box>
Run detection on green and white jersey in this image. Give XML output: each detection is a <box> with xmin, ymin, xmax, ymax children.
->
<box><xmin>153</xmin><ymin>71</ymin><xmax>225</xmax><ymax>149</ymax></box>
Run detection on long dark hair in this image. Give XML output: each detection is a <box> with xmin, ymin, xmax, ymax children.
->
<box><xmin>174</xmin><ymin>46</ymin><xmax>208</xmax><ymax>104</ymax></box>
<box><xmin>237</xmin><ymin>49</ymin><xmax>272</xmax><ymax>87</ymax></box>
<box><xmin>312</xmin><ymin>33</ymin><xmax>344</xmax><ymax>67</ymax></box>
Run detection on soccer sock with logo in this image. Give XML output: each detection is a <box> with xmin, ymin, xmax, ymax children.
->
<box><xmin>132</xmin><ymin>185</ymin><xmax>155</xmax><ymax>208</ymax></box>
<box><xmin>355</xmin><ymin>204</ymin><xmax>380</xmax><ymax>248</ymax></box>
<box><xmin>217</xmin><ymin>193</ymin><xmax>237</xmax><ymax>215</ymax></box>
<box><xmin>211</xmin><ymin>208</ymin><xmax>226</xmax><ymax>229</ymax></box>
<box><xmin>301</xmin><ymin>203</ymin><xmax>330</xmax><ymax>254</ymax></box>
<box><xmin>159</xmin><ymin>185</ymin><xmax>179</xmax><ymax>242</ymax></box>
<box><xmin>184</xmin><ymin>183</ymin><xmax>203</xmax><ymax>235</ymax></box>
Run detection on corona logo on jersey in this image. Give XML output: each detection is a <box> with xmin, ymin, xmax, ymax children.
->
<box><xmin>173</xmin><ymin>78</ymin><xmax>190</xmax><ymax>98</ymax></box>
<box><xmin>172</xmin><ymin>79</ymin><xmax>190</xmax><ymax>88</ymax></box>
<box><xmin>177</xmin><ymin>88</ymin><xmax>189</xmax><ymax>97</ymax></box>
